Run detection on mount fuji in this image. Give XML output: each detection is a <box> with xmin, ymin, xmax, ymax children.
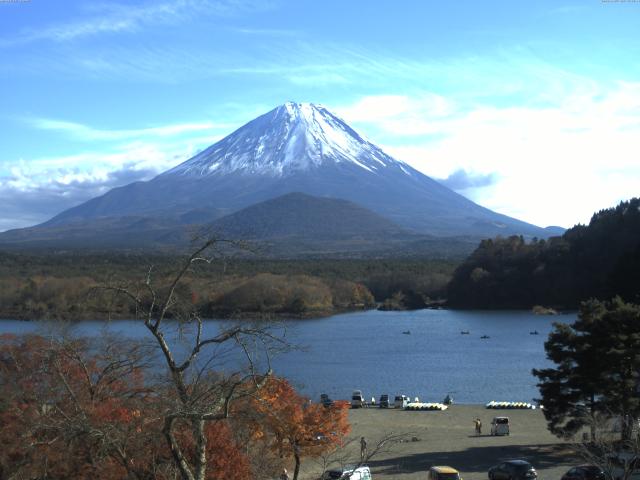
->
<box><xmin>0</xmin><ymin>102</ymin><xmax>559</xmax><ymax>252</ymax></box>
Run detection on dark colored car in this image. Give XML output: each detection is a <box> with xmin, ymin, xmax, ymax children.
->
<box><xmin>561</xmin><ymin>465</ymin><xmax>605</xmax><ymax>480</ymax></box>
<box><xmin>488</xmin><ymin>460</ymin><xmax>537</xmax><ymax>480</ymax></box>
<box><xmin>379</xmin><ymin>394</ymin><xmax>390</xmax><ymax>408</ymax></box>
<box><xmin>320</xmin><ymin>393</ymin><xmax>334</xmax><ymax>407</ymax></box>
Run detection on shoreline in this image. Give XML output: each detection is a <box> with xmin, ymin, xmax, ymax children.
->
<box><xmin>0</xmin><ymin>307</ymin><xmax>364</xmax><ymax>323</ymax></box>
<box><xmin>0</xmin><ymin>305</ymin><xmax>576</xmax><ymax>323</ymax></box>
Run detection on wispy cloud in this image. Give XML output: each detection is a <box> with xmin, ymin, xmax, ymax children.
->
<box><xmin>228</xmin><ymin>26</ymin><xmax>298</xmax><ymax>37</ymax></box>
<box><xmin>3</xmin><ymin>23</ymin><xmax>608</xmax><ymax>94</ymax></box>
<box><xmin>27</xmin><ymin>117</ymin><xmax>231</xmax><ymax>142</ymax></box>
<box><xmin>0</xmin><ymin>0</ymin><xmax>274</xmax><ymax>47</ymax></box>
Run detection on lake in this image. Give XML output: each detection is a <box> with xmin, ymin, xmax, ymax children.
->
<box><xmin>0</xmin><ymin>309</ymin><xmax>573</xmax><ymax>404</ymax></box>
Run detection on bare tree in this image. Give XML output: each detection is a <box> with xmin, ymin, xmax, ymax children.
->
<box><xmin>572</xmin><ymin>409</ymin><xmax>640</xmax><ymax>480</ymax></box>
<box><xmin>103</xmin><ymin>237</ymin><xmax>288</xmax><ymax>480</ymax></box>
<box><xmin>314</xmin><ymin>432</ymin><xmax>413</xmax><ymax>478</ymax></box>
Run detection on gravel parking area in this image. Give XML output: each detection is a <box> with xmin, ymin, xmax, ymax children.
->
<box><xmin>300</xmin><ymin>405</ymin><xmax>580</xmax><ymax>480</ymax></box>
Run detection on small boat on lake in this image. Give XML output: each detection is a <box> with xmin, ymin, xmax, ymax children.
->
<box><xmin>529</xmin><ymin>330</ymin><xmax>539</xmax><ymax>335</ymax></box>
<box><xmin>480</xmin><ymin>335</ymin><xmax>490</xmax><ymax>339</ymax></box>
<box><xmin>460</xmin><ymin>330</ymin><xmax>470</xmax><ymax>335</ymax></box>
<box><xmin>402</xmin><ymin>330</ymin><xmax>411</xmax><ymax>335</ymax></box>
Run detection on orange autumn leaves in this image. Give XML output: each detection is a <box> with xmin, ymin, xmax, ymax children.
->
<box><xmin>0</xmin><ymin>333</ymin><xmax>155</xmax><ymax>479</ymax></box>
<box><xmin>0</xmin><ymin>334</ymin><xmax>350</xmax><ymax>478</ymax></box>
<box><xmin>244</xmin><ymin>377</ymin><xmax>351</xmax><ymax>478</ymax></box>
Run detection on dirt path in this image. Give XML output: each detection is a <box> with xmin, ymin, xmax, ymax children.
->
<box><xmin>300</xmin><ymin>405</ymin><xmax>580</xmax><ymax>480</ymax></box>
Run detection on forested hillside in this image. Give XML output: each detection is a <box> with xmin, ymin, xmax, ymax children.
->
<box><xmin>0</xmin><ymin>253</ymin><xmax>454</xmax><ymax>320</ymax></box>
<box><xmin>447</xmin><ymin>198</ymin><xmax>640</xmax><ymax>309</ymax></box>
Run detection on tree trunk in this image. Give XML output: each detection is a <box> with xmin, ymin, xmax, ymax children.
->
<box><xmin>164</xmin><ymin>417</ymin><xmax>196</xmax><ymax>480</ymax></box>
<box><xmin>194</xmin><ymin>419</ymin><xmax>208</xmax><ymax>480</ymax></box>
<box><xmin>293</xmin><ymin>445</ymin><xmax>301</xmax><ymax>480</ymax></box>
<box><xmin>590</xmin><ymin>393</ymin><xmax>596</xmax><ymax>443</ymax></box>
<box><xmin>622</xmin><ymin>414</ymin><xmax>633</xmax><ymax>443</ymax></box>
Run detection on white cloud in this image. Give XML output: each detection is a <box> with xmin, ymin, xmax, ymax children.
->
<box><xmin>337</xmin><ymin>84</ymin><xmax>640</xmax><ymax>228</ymax></box>
<box><xmin>0</xmin><ymin>141</ymin><xmax>202</xmax><ymax>231</ymax></box>
<box><xmin>0</xmin><ymin>110</ymin><xmax>243</xmax><ymax>231</ymax></box>
<box><xmin>438</xmin><ymin>169</ymin><xmax>499</xmax><ymax>191</ymax></box>
<box><xmin>27</xmin><ymin>117</ymin><xmax>230</xmax><ymax>141</ymax></box>
<box><xmin>337</xmin><ymin>94</ymin><xmax>455</xmax><ymax>124</ymax></box>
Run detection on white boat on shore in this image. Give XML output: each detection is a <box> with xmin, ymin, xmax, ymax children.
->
<box><xmin>405</xmin><ymin>402</ymin><xmax>448</xmax><ymax>411</ymax></box>
<box><xmin>485</xmin><ymin>400</ymin><xmax>535</xmax><ymax>409</ymax></box>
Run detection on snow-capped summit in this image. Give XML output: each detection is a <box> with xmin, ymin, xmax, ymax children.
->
<box><xmin>164</xmin><ymin>102</ymin><xmax>409</xmax><ymax>177</ymax></box>
<box><xmin>33</xmin><ymin>102</ymin><xmax>553</xmax><ymax>240</ymax></box>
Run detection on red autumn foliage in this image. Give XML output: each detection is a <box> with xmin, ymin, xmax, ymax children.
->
<box><xmin>0</xmin><ymin>333</ymin><xmax>156</xmax><ymax>478</ymax></box>
<box><xmin>246</xmin><ymin>377</ymin><xmax>351</xmax><ymax>479</ymax></box>
<box><xmin>0</xmin><ymin>335</ymin><xmax>335</xmax><ymax>479</ymax></box>
<box><xmin>173</xmin><ymin>421</ymin><xmax>252</xmax><ymax>480</ymax></box>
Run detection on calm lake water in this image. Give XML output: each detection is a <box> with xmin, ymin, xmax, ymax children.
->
<box><xmin>0</xmin><ymin>309</ymin><xmax>574</xmax><ymax>404</ymax></box>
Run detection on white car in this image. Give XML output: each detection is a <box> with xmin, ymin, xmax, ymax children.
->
<box><xmin>322</xmin><ymin>466</ymin><xmax>372</xmax><ymax>480</ymax></box>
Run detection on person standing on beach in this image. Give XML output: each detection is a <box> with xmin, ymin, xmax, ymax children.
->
<box><xmin>360</xmin><ymin>436</ymin><xmax>368</xmax><ymax>461</ymax></box>
<box><xmin>473</xmin><ymin>418</ymin><xmax>480</xmax><ymax>435</ymax></box>
<box><xmin>477</xmin><ymin>418</ymin><xmax>482</xmax><ymax>435</ymax></box>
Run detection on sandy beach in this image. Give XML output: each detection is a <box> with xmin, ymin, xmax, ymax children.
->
<box><xmin>301</xmin><ymin>405</ymin><xmax>580</xmax><ymax>480</ymax></box>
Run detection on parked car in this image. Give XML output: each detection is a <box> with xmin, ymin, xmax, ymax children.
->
<box><xmin>428</xmin><ymin>466</ymin><xmax>462</xmax><ymax>480</ymax></box>
<box><xmin>561</xmin><ymin>465</ymin><xmax>605</xmax><ymax>480</ymax></box>
<box><xmin>320</xmin><ymin>393</ymin><xmax>334</xmax><ymax>408</ymax></box>
<box><xmin>490</xmin><ymin>416</ymin><xmax>510</xmax><ymax>436</ymax></box>
<box><xmin>394</xmin><ymin>394</ymin><xmax>409</xmax><ymax>409</ymax></box>
<box><xmin>351</xmin><ymin>390</ymin><xmax>366</xmax><ymax>408</ymax></box>
<box><xmin>379</xmin><ymin>394</ymin><xmax>390</xmax><ymax>408</ymax></box>
<box><xmin>321</xmin><ymin>465</ymin><xmax>372</xmax><ymax>480</ymax></box>
<box><xmin>488</xmin><ymin>460</ymin><xmax>537</xmax><ymax>480</ymax></box>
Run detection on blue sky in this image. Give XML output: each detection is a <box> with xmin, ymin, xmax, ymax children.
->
<box><xmin>1</xmin><ymin>0</ymin><xmax>639</xmax><ymax>231</ymax></box>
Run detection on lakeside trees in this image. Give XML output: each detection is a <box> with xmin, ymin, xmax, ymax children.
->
<box><xmin>0</xmin><ymin>254</ymin><xmax>454</xmax><ymax>320</ymax></box>
<box><xmin>0</xmin><ymin>238</ymin><xmax>354</xmax><ymax>478</ymax></box>
<box><xmin>448</xmin><ymin>198</ymin><xmax>640</xmax><ymax>309</ymax></box>
<box><xmin>246</xmin><ymin>378</ymin><xmax>351</xmax><ymax>480</ymax></box>
<box><xmin>533</xmin><ymin>298</ymin><xmax>640</xmax><ymax>442</ymax></box>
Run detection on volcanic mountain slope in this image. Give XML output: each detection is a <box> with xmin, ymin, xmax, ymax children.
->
<box><xmin>0</xmin><ymin>103</ymin><xmax>558</xmax><ymax>254</ymax></box>
<box><xmin>0</xmin><ymin>192</ymin><xmax>479</xmax><ymax>257</ymax></box>
<box><xmin>206</xmin><ymin>192</ymin><xmax>482</xmax><ymax>257</ymax></box>
<box><xmin>36</xmin><ymin>102</ymin><xmax>551</xmax><ymax>237</ymax></box>
<box><xmin>211</xmin><ymin>192</ymin><xmax>406</xmax><ymax>239</ymax></box>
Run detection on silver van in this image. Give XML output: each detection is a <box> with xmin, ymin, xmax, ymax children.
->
<box><xmin>490</xmin><ymin>416</ymin><xmax>510</xmax><ymax>435</ymax></box>
<box><xmin>394</xmin><ymin>395</ymin><xmax>409</xmax><ymax>409</ymax></box>
<box><xmin>351</xmin><ymin>390</ymin><xmax>365</xmax><ymax>408</ymax></box>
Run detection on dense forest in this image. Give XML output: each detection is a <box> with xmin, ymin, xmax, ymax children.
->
<box><xmin>447</xmin><ymin>198</ymin><xmax>640</xmax><ymax>309</ymax></box>
<box><xmin>0</xmin><ymin>253</ymin><xmax>455</xmax><ymax>320</ymax></box>
<box><xmin>3</xmin><ymin>198</ymin><xmax>639</xmax><ymax>318</ymax></box>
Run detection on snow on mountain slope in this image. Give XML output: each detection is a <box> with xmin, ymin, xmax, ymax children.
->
<box><xmin>164</xmin><ymin>102</ymin><xmax>408</xmax><ymax>177</ymax></box>
<box><xmin>27</xmin><ymin>101</ymin><xmax>555</xmax><ymax>240</ymax></box>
